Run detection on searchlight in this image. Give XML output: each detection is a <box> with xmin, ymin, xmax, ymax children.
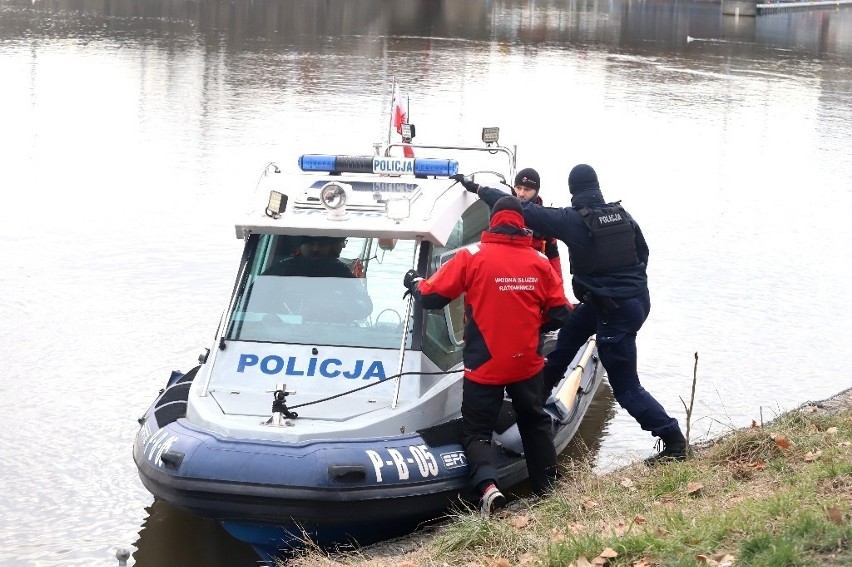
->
<box><xmin>319</xmin><ymin>182</ymin><xmax>351</xmax><ymax>220</ymax></box>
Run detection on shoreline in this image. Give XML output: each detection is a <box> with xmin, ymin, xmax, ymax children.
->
<box><xmin>286</xmin><ymin>386</ymin><xmax>852</xmax><ymax>566</ymax></box>
<box><xmin>798</xmin><ymin>386</ymin><xmax>852</xmax><ymax>416</ymax></box>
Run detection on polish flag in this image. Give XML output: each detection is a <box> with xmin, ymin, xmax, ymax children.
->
<box><xmin>391</xmin><ymin>83</ymin><xmax>414</xmax><ymax>158</ymax></box>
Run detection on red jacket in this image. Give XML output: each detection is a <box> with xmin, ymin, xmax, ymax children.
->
<box><xmin>530</xmin><ymin>233</ymin><xmax>562</xmax><ymax>280</ymax></box>
<box><xmin>414</xmin><ymin>210</ymin><xmax>571</xmax><ymax>386</ymax></box>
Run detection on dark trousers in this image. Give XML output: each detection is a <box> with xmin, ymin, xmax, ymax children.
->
<box><xmin>461</xmin><ymin>372</ymin><xmax>557</xmax><ymax>496</ymax></box>
<box><xmin>544</xmin><ymin>289</ymin><xmax>682</xmax><ymax>441</ymax></box>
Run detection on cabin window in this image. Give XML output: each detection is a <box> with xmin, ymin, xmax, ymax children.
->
<box><xmin>421</xmin><ymin>200</ymin><xmax>490</xmax><ymax>370</ymax></box>
<box><xmin>226</xmin><ymin>234</ymin><xmax>416</xmax><ymax>349</ymax></box>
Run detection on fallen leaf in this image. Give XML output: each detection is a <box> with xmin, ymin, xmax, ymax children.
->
<box><xmin>510</xmin><ymin>514</ymin><xmax>530</xmax><ymax>529</ymax></box>
<box><xmin>747</xmin><ymin>461</ymin><xmax>766</xmax><ymax>469</ymax></box>
<box><xmin>612</xmin><ymin>521</ymin><xmax>629</xmax><ymax>536</ymax></box>
<box><xmin>632</xmin><ymin>559</ymin><xmax>652</xmax><ymax>567</ymax></box>
<box><xmin>599</xmin><ymin>548</ymin><xmax>618</xmax><ymax>558</ymax></box>
<box><xmin>591</xmin><ymin>558</ymin><xmax>607</xmax><ymax>566</ymax></box>
<box><xmin>633</xmin><ymin>514</ymin><xmax>646</xmax><ymax>525</ymax></box>
<box><xmin>491</xmin><ymin>558</ymin><xmax>512</xmax><ymax>567</ymax></box>
<box><xmin>583</xmin><ymin>499</ymin><xmax>599</xmax><ymax>510</ymax></box>
<box><xmin>551</xmin><ymin>527</ymin><xmax>565</xmax><ymax>541</ymax></box>
<box><xmin>576</xmin><ymin>557</ymin><xmax>593</xmax><ymax>567</ymax></box>
<box><xmin>827</xmin><ymin>507</ymin><xmax>844</xmax><ymax>525</ymax></box>
<box><xmin>771</xmin><ymin>433</ymin><xmax>792</xmax><ymax>450</ymax></box>
<box><xmin>620</xmin><ymin>477</ymin><xmax>634</xmax><ymax>488</ymax></box>
<box><xmin>803</xmin><ymin>450</ymin><xmax>822</xmax><ymax>462</ymax></box>
<box><xmin>695</xmin><ymin>554</ymin><xmax>727</xmax><ymax>565</ymax></box>
<box><xmin>517</xmin><ymin>552</ymin><xmax>537</xmax><ymax>565</ymax></box>
<box><xmin>655</xmin><ymin>527</ymin><xmax>668</xmax><ymax>537</ymax></box>
<box><xmin>567</xmin><ymin>522</ymin><xmax>585</xmax><ymax>535</ymax></box>
<box><xmin>826</xmin><ymin>427</ymin><xmax>838</xmax><ymax>435</ymax></box>
<box><xmin>699</xmin><ymin>552</ymin><xmax>737</xmax><ymax>566</ymax></box>
<box><xmin>687</xmin><ymin>481</ymin><xmax>704</xmax><ymax>495</ymax></box>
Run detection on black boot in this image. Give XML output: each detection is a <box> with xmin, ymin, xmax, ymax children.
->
<box><xmin>644</xmin><ymin>431</ymin><xmax>687</xmax><ymax>466</ymax></box>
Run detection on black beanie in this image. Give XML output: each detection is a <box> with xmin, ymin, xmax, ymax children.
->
<box><xmin>514</xmin><ymin>168</ymin><xmax>540</xmax><ymax>191</ymax></box>
<box><xmin>491</xmin><ymin>195</ymin><xmax>524</xmax><ymax>216</ymax></box>
<box><xmin>568</xmin><ymin>164</ymin><xmax>599</xmax><ymax>195</ymax></box>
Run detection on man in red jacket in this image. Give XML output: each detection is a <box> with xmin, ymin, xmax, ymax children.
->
<box><xmin>403</xmin><ymin>196</ymin><xmax>572</xmax><ymax>516</ymax></box>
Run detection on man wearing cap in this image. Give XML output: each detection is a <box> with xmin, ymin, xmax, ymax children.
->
<box><xmin>512</xmin><ymin>168</ymin><xmax>562</xmax><ymax>279</ymax></box>
<box><xmin>451</xmin><ymin>166</ymin><xmax>687</xmax><ymax>465</ymax></box>
<box><xmin>402</xmin><ymin>196</ymin><xmax>572</xmax><ymax>516</ymax></box>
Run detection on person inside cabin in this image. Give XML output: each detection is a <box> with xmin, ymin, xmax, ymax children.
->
<box><xmin>402</xmin><ymin>196</ymin><xmax>572</xmax><ymax>517</ymax></box>
<box><xmin>264</xmin><ymin>235</ymin><xmax>373</xmax><ymax>321</ymax></box>
<box><xmin>266</xmin><ymin>236</ymin><xmax>355</xmax><ymax>278</ymax></box>
<box><xmin>511</xmin><ymin>168</ymin><xmax>563</xmax><ymax>280</ymax></box>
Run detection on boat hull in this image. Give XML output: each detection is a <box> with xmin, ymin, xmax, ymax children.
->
<box><xmin>133</xmin><ymin>349</ymin><xmax>604</xmax><ymax>559</ymax></box>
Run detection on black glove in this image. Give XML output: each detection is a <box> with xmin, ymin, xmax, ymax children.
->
<box><xmin>402</xmin><ymin>269</ymin><xmax>424</xmax><ymax>299</ymax></box>
<box><xmin>450</xmin><ymin>173</ymin><xmax>480</xmax><ymax>194</ymax></box>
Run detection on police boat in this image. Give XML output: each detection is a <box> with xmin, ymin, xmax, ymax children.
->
<box><xmin>133</xmin><ymin>126</ymin><xmax>605</xmax><ymax>560</ymax></box>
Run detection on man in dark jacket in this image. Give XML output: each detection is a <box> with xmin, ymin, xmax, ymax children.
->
<box><xmin>512</xmin><ymin>167</ymin><xmax>562</xmax><ymax>279</ymax></box>
<box><xmin>403</xmin><ymin>196</ymin><xmax>572</xmax><ymax>516</ymax></box>
<box><xmin>265</xmin><ymin>236</ymin><xmax>373</xmax><ymax>322</ymax></box>
<box><xmin>266</xmin><ymin>236</ymin><xmax>354</xmax><ymax>278</ymax></box>
<box><xmin>452</xmin><ymin>166</ymin><xmax>687</xmax><ymax>464</ymax></box>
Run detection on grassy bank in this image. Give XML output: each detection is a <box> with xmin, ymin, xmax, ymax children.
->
<box><xmin>288</xmin><ymin>392</ymin><xmax>852</xmax><ymax>567</ymax></box>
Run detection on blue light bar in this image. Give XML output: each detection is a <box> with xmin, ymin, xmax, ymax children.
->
<box><xmin>299</xmin><ymin>154</ymin><xmax>373</xmax><ymax>173</ymax></box>
<box><xmin>298</xmin><ymin>155</ymin><xmax>459</xmax><ymax>177</ymax></box>
<box><xmin>413</xmin><ymin>158</ymin><xmax>459</xmax><ymax>177</ymax></box>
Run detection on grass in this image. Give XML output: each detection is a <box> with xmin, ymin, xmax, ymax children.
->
<box><xmin>285</xmin><ymin>400</ymin><xmax>852</xmax><ymax>567</ymax></box>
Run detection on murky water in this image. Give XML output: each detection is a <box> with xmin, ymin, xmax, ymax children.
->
<box><xmin>2</xmin><ymin>0</ymin><xmax>852</xmax><ymax>564</ymax></box>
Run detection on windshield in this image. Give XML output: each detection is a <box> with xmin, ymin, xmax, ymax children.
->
<box><xmin>226</xmin><ymin>234</ymin><xmax>416</xmax><ymax>349</ymax></box>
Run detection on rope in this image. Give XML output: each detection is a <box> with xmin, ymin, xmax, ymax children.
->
<box><xmin>288</xmin><ymin>369</ymin><xmax>463</xmax><ymax>410</ymax></box>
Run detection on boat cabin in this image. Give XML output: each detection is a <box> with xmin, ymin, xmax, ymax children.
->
<box><xmin>191</xmin><ymin>134</ymin><xmax>518</xmax><ymax>441</ymax></box>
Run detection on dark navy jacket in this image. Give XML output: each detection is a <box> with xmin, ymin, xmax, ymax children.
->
<box><xmin>477</xmin><ymin>186</ymin><xmax>649</xmax><ymax>300</ymax></box>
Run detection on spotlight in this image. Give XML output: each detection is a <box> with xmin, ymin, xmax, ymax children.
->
<box><xmin>481</xmin><ymin>127</ymin><xmax>500</xmax><ymax>145</ymax></box>
<box><xmin>319</xmin><ymin>182</ymin><xmax>352</xmax><ymax>220</ymax></box>
<box><xmin>265</xmin><ymin>191</ymin><xmax>287</xmax><ymax>218</ymax></box>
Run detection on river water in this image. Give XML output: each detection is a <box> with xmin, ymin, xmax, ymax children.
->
<box><xmin>1</xmin><ymin>0</ymin><xmax>851</xmax><ymax>564</ymax></box>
